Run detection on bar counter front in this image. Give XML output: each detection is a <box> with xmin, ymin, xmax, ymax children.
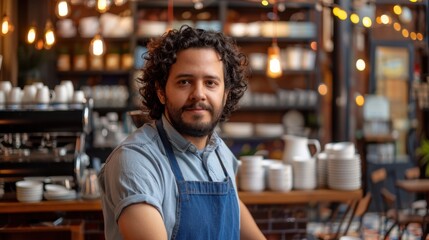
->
<box><xmin>0</xmin><ymin>189</ymin><xmax>362</xmax><ymax>240</ymax></box>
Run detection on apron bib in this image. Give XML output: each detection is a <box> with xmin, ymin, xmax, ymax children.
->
<box><xmin>156</xmin><ymin>120</ymin><xmax>239</xmax><ymax>240</ymax></box>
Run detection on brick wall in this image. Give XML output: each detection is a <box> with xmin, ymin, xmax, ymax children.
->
<box><xmin>247</xmin><ymin>204</ymin><xmax>308</xmax><ymax>240</ymax></box>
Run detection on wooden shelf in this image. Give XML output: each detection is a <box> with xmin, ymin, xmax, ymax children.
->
<box><xmin>0</xmin><ymin>189</ymin><xmax>362</xmax><ymax>213</ymax></box>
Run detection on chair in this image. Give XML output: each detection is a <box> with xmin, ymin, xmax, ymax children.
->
<box><xmin>316</xmin><ymin>192</ymin><xmax>372</xmax><ymax>240</ymax></box>
<box><xmin>370</xmin><ymin>167</ymin><xmax>425</xmax><ymax>239</ymax></box>
<box><xmin>381</xmin><ymin>186</ymin><xmax>424</xmax><ymax>240</ymax></box>
<box><xmin>404</xmin><ymin>167</ymin><xmax>427</xmax><ymax>214</ymax></box>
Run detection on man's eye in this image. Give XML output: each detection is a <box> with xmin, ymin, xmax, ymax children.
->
<box><xmin>179</xmin><ymin>80</ymin><xmax>190</xmax><ymax>85</ymax></box>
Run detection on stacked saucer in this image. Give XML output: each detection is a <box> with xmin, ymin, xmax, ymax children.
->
<box><xmin>44</xmin><ymin>184</ymin><xmax>77</xmax><ymax>201</ymax></box>
<box><xmin>327</xmin><ymin>155</ymin><xmax>361</xmax><ymax>190</ymax></box>
<box><xmin>16</xmin><ymin>180</ymin><xmax>43</xmax><ymax>202</ymax></box>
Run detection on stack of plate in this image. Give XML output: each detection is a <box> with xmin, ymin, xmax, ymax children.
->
<box><xmin>44</xmin><ymin>184</ymin><xmax>77</xmax><ymax>201</ymax></box>
<box><xmin>16</xmin><ymin>180</ymin><xmax>43</xmax><ymax>202</ymax></box>
<box><xmin>327</xmin><ymin>155</ymin><xmax>361</xmax><ymax>191</ymax></box>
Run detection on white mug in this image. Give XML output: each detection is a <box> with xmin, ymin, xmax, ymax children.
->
<box><xmin>22</xmin><ymin>85</ymin><xmax>37</xmax><ymax>104</ymax></box>
<box><xmin>0</xmin><ymin>81</ymin><xmax>12</xmax><ymax>94</ymax></box>
<box><xmin>60</xmin><ymin>80</ymin><xmax>74</xmax><ymax>102</ymax></box>
<box><xmin>7</xmin><ymin>87</ymin><xmax>22</xmax><ymax>104</ymax></box>
<box><xmin>0</xmin><ymin>90</ymin><xmax>6</xmax><ymax>105</ymax></box>
<box><xmin>73</xmin><ymin>90</ymin><xmax>85</xmax><ymax>103</ymax></box>
<box><xmin>35</xmin><ymin>86</ymin><xmax>53</xmax><ymax>104</ymax></box>
<box><xmin>53</xmin><ymin>84</ymin><xmax>68</xmax><ymax>103</ymax></box>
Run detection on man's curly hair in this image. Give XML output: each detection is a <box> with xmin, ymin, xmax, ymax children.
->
<box><xmin>137</xmin><ymin>25</ymin><xmax>249</xmax><ymax>122</ymax></box>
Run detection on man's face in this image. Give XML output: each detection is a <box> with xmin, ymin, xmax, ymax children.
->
<box><xmin>158</xmin><ymin>48</ymin><xmax>227</xmax><ymax>137</ymax></box>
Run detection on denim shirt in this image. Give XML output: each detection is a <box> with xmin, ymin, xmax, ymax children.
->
<box><xmin>98</xmin><ymin>116</ymin><xmax>239</xmax><ymax>240</ymax></box>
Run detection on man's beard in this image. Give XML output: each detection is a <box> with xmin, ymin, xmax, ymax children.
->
<box><xmin>165</xmin><ymin>100</ymin><xmax>221</xmax><ymax>137</ymax></box>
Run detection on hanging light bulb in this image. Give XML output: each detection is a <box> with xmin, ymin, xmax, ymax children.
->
<box><xmin>114</xmin><ymin>0</ymin><xmax>127</xmax><ymax>6</ymax></box>
<box><xmin>266</xmin><ymin>1</ymin><xmax>282</xmax><ymax>78</ymax></box>
<box><xmin>44</xmin><ymin>20</ymin><xmax>56</xmax><ymax>48</ymax></box>
<box><xmin>1</xmin><ymin>14</ymin><xmax>13</xmax><ymax>35</ymax></box>
<box><xmin>96</xmin><ymin>0</ymin><xmax>112</xmax><ymax>13</ymax></box>
<box><xmin>55</xmin><ymin>0</ymin><xmax>71</xmax><ymax>18</ymax></box>
<box><xmin>266</xmin><ymin>43</ymin><xmax>282</xmax><ymax>78</ymax></box>
<box><xmin>89</xmin><ymin>34</ymin><xmax>106</xmax><ymax>56</ymax></box>
<box><xmin>27</xmin><ymin>26</ymin><xmax>37</xmax><ymax>44</ymax></box>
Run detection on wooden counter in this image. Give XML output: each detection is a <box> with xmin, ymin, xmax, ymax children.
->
<box><xmin>0</xmin><ymin>189</ymin><xmax>362</xmax><ymax>213</ymax></box>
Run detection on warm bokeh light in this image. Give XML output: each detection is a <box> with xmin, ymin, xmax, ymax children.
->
<box><xmin>310</xmin><ymin>41</ymin><xmax>317</xmax><ymax>51</ymax></box>
<box><xmin>96</xmin><ymin>0</ymin><xmax>111</xmax><ymax>13</ymax></box>
<box><xmin>90</xmin><ymin>34</ymin><xmax>106</xmax><ymax>56</ymax></box>
<box><xmin>356</xmin><ymin>59</ymin><xmax>366</xmax><ymax>71</ymax></box>
<box><xmin>376</xmin><ymin>16</ymin><xmax>382</xmax><ymax>24</ymax></box>
<box><xmin>393</xmin><ymin>5</ymin><xmax>402</xmax><ymax>15</ymax></box>
<box><xmin>338</xmin><ymin>10</ymin><xmax>348</xmax><ymax>20</ymax></box>
<box><xmin>266</xmin><ymin>44</ymin><xmax>282</xmax><ymax>79</ymax></box>
<box><xmin>355</xmin><ymin>94</ymin><xmax>365</xmax><ymax>107</ymax></box>
<box><xmin>410</xmin><ymin>32</ymin><xmax>417</xmax><ymax>40</ymax></box>
<box><xmin>380</xmin><ymin>14</ymin><xmax>390</xmax><ymax>24</ymax></box>
<box><xmin>35</xmin><ymin>39</ymin><xmax>44</xmax><ymax>50</ymax></box>
<box><xmin>318</xmin><ymin>83</ymin><xmax>328</xmax><ymax>96</ymax></box>
<box><xmin>350</xmin><ymin>13</ymin><xmax>360</xmax><ymax>24</ymax></box>
<box><xmin>333</xmin><ymin>7</ymin><xmax>341</xmax><ymax>17</ymax></box>
<box><xmin>27</xmin><ymin>26</ymin><xmax>37</xmax><ymax>44</ymax></box>
<box><xmin>55</xmin><ymin>0</ymin><xmax>70</xmax><ymax>18</ymax></box>
<box><xmin>44</xmin><ymin>21</ymin><xmax>55</xmax><ymax>48</ymax></box>
<box><xmin>402</xmin><ymin>29</ymin><xmax>409</xmax><ymax>38</ymax></box>
<box><xmin>1</xmin><ymin>15</ymin><xmax>11</xmax><ymax>35</ymax></box>
<box><xmin>362</xmin><ymin>17</ymin><xmax>372</xmax><ymax>28</ymax></box>
<box><xmin>393</xmin><ymin>22</ymin><xmax>401</xmax><ymax>31</ymax></box>
<box><xmin>417</xmin><ymin>33</ymin><xmax>424</xmax><ymax>41</ymax></box>
<box><xmin>261</xmin><ymin>0</ymin><xmax>269</xmax><ymax>6</ymax></box>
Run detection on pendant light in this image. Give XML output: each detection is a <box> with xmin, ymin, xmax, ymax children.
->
<box><xmin>96</xmin><ymin>0</ymin><xmax>112</xmax><ymax>13</ymax></box>
<box><xmin>26</xmin><ymin>25</ymin><xmax>37</xmax><ymax>44</ymax></box>
<box><xmin>1</xmin><ymin>14</ymin><xmax>13</xmax><ymax>35</ymax></box>
<box><xmin>44</xmin><ymin>20</ymin><xmax>56</xmax><ymax>49</ymax></box>
<box><xmin>266</xmin><ymin>1</ymin><xmax>282</xmax><ymax>79</ymax></box>
<box><xmin>89</xmin><ymin>33</ymin><xmax>106</xmax><ymax>56</ymax></box>
<box><xmin>55</xmin><ymin>0</ymin><xmax>71</xmax><ymax>19</ymax></box>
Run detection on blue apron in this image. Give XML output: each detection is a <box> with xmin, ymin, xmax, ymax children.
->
<box><xmin>156</xmin><ymin>120</ymin><xmax>240</xmax><ymax>240</ymax></box>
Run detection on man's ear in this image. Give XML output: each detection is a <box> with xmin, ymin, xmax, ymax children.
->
<box><xmin>157</xmin><ymin>89</ymin><xmax>166</xmax><ymax>104</ymax></box>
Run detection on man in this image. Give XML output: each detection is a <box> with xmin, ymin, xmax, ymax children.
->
<box><xmin>98</xmin><ymin>26</ymin><xmax>266</xmax><ymax>240</ymax></box>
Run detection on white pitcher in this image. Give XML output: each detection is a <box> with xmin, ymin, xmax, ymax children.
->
<box><xmin>282</xmin><ymin>135</ymin><xmax>321</xmax><ymax>164</ymax></box>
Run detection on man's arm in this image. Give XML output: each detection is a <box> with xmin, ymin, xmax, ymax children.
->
<box><xmin>239</xmin><ymin>200</ymin><xmax>267</xmax><ymax>240</ymax></box>
<box><xmin>118</xmin><ymin>203</ymin><xmax>168</xmax><ymax>240</ymax></box>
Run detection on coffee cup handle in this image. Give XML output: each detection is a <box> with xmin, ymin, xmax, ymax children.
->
<box><xmin>308</xmin><ymin>139</ymin><xmax>321</xmax><ymax>157</ymax></box>
<box><xmin>49</xmin><ymin>90</ymin><xmax>56</xmax><ymax>101</ymax></box>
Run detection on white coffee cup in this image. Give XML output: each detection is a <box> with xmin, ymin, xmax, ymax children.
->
<box><xmin>22</xmin><ymin>85</ymin><xmax>37</xmax><ymax>104</ymax></box>
<box><xmin>32</xmin><ymin>82</ymin><xmax>44</xmax><ymax>89</ymax></box>
<box><xmin>0</xmin><ymin>90</ymin><xmax>6</xmax><ymax>105</ymax></box>
<box><xmin>35</xmin><ymin>86</ymin><xmax>53</xmax><ymax>104</ymax></box>
<box><xmin>73</xmin><ymin>90</ymin><xmax>85</xmax><ymax>103</ymax></box>
<box><xmin>53</xmin><ymin>84</ymin><xmax>68</xmax><ymax>103</ymax></box>
<box><xmin>60</xmin><ymin>80</ymin><xmax>74</xmax><ymax>102</ymax></box>
<box><xmin>7</xmin><ymin>87</ymin><xmax>22</xmax><ymax>104</ymax></box>
<box><xmin>0</xmin><ymin>81</ymin><xmax>12</xmax><ymax>94</ymax></box>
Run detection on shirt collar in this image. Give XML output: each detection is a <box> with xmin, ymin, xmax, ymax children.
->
<box><xmin>161</xmin><ymin>115</ymin><xmax>221</xmax><ymax>153</ymax></box>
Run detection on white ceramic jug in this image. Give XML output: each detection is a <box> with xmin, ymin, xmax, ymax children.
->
<box><xmin>282</xmin><ymin>135</ymin><xmax>321</xmax><ymax>164</ymax></box>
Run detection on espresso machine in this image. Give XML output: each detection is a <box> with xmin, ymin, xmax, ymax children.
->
<box><xmin>0</xmin><ymin>103</ymin><xmax>92</xmax><ymax>192</ymax></box>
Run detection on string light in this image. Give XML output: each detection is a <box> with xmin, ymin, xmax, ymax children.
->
<box><xmin>96</xmin><ymin>0</ymin><xmax>112</xmax><ymax>13</ymax></box>
<box><xmin>356</xmin><ymin>59</ymin><xmax>366</xmax><ymax>71</ymax></box>
<box><xmin>318</xmin><ymin>83</ymin><xmax>328</xmax><ymax>96</ymax></box>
